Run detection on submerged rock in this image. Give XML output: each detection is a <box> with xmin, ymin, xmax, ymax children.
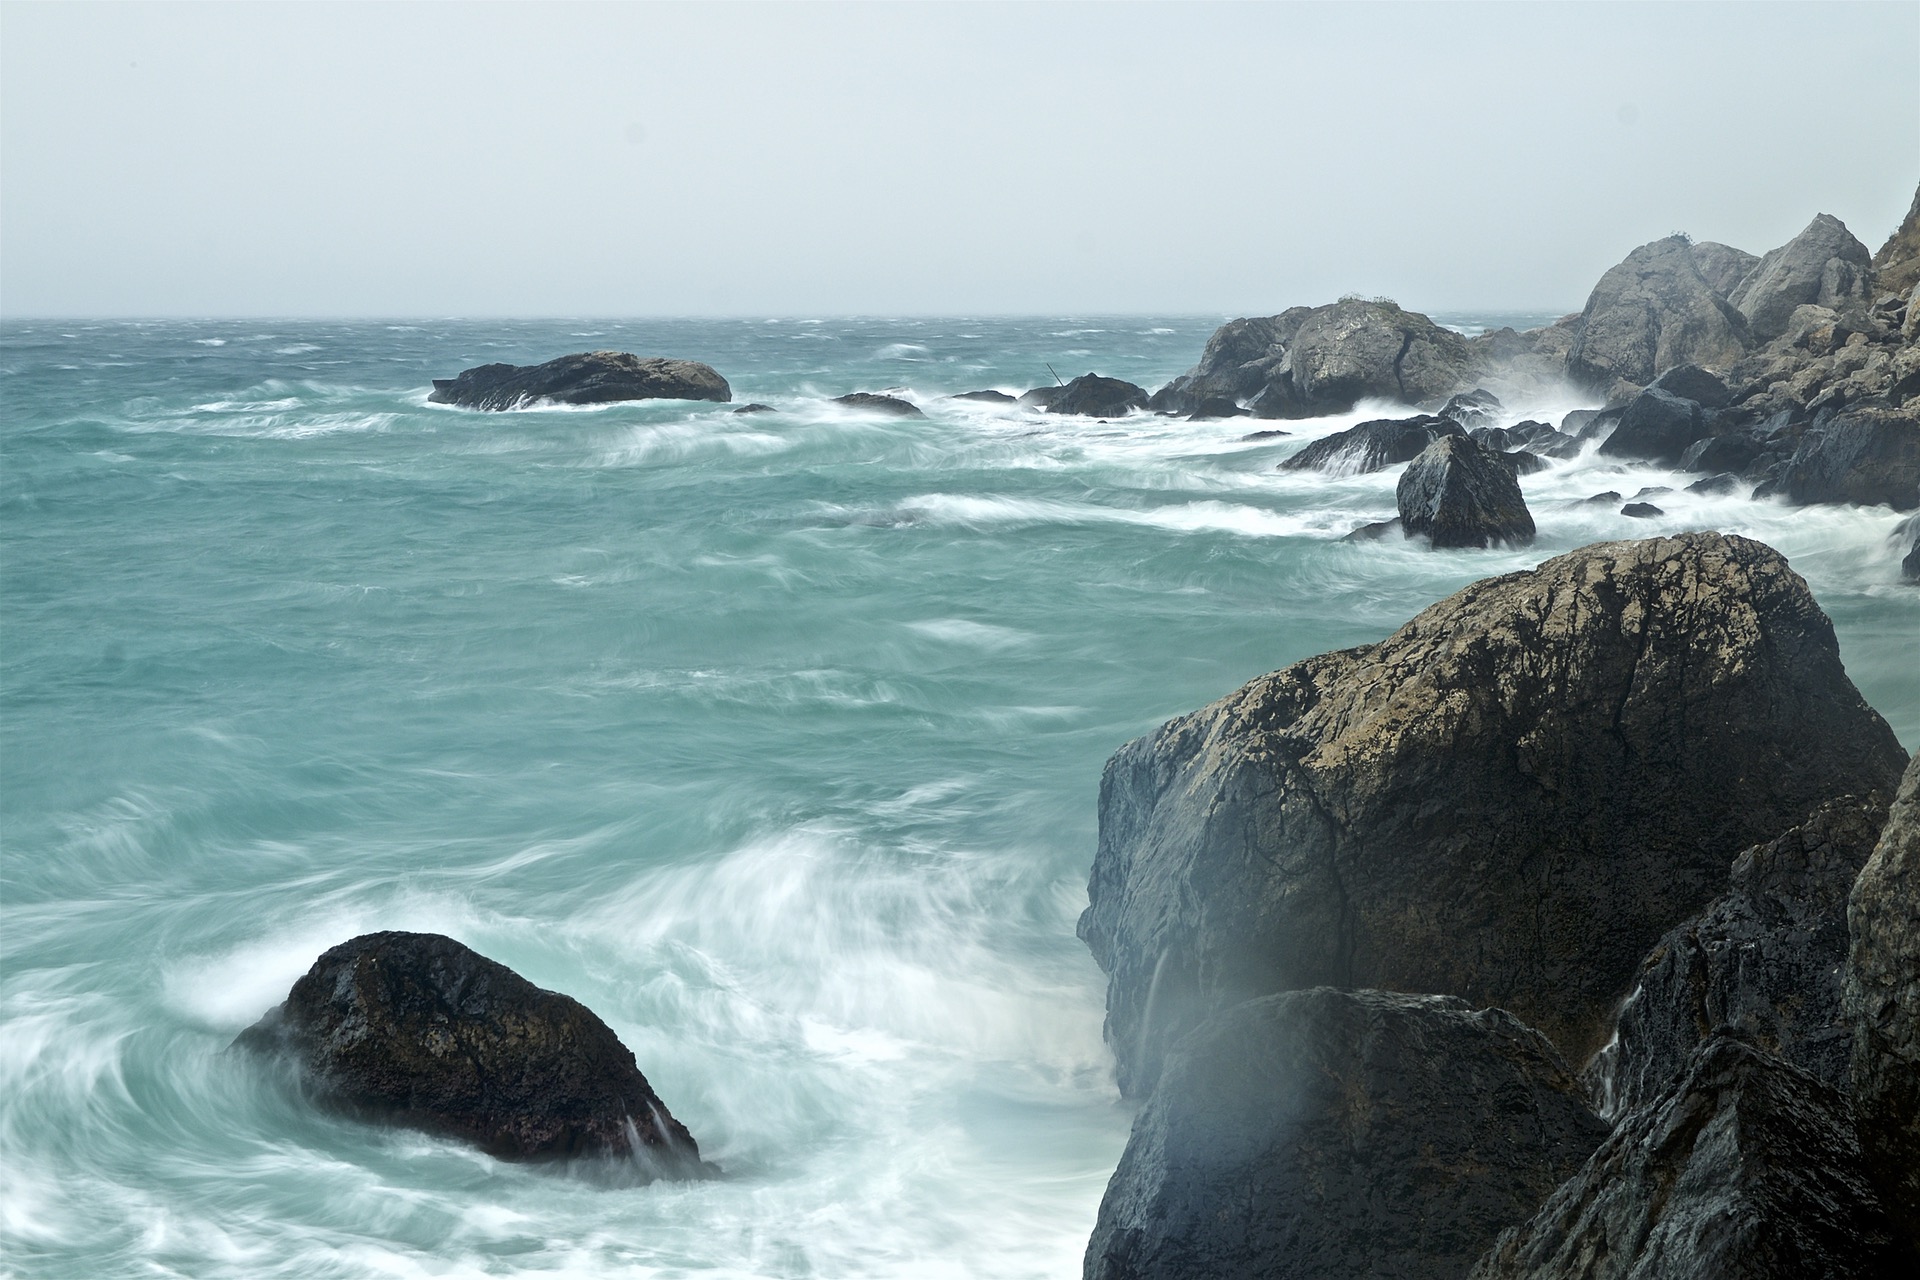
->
<box><xmin>1085</xmin><ymin>989</ymin><xmax>1606</xmax><ymax>1280</ymax></box>
<box><xmin>429</xmin><ymin>351</ymin><xmax>730</xmax><ymax>409</ymax></box>
<box><xmin>731</xmin><ymin>402</ymin><xmax>776</xmax><ymax>415</ymax></box>
<box><xmin>832</xmin><ymin>392</ymin><xmax>926</xmax><ymax>419</ymax></box>
<box><xmin>1396</xmin><ymin>434</ymin><xmax>1535</xmax><ymax>548</ymax></box>
<box><xmin>1566</xmin><ymin>236</ymin><xmax>1749</xmax><ymax>388</ymax></box>
<box><xmin>1277</xmin><ymin>414</ymin><xmax>1463</xmax><ymax>474</ymax></box>
<box><xmin>1846</xmin><ymin>753</ymin><xmax>1920</xmax><ymax>1250</ymax></box>
<box><xmin>235</xmin><ymin>932</ymin><xmax>709</xmax><ymax>1175</ymax></box>
<box><xmin>1045</xmin><ymin>373</ymin><xmax>1150</xmax><ymax>417</ymax></box>
<box><xmin>1078</xmin><ymin>533</ymin><xmax>1906</xmax><ymax>1095</ymax></box>
<box><xmin>1471</xmin><ymin>1036</ymin><xmax>1899</xmax><ymax>1280</ymax></box>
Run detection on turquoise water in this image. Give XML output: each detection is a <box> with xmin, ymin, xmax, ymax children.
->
<box><xmin>3</xmin><ymin>317</ymin><xmax>1914</xmax><ymax>1279</ymax></box>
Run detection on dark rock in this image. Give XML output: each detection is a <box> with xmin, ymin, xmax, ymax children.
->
<box><xmin>949</xmin><ymin>389</ymin><xmax>1016</xmax><ymax>404</ymax></box>
<box><xmin>1598</xmin><ymin>388</ymin><xmax>1706</xmax><ymax>465</ymax></box>
<box><xmin>1581</xmin><ymin>491</ymin><xmax>1623</xmax><ymax>504</ymax></box>
<box><xmin>1440</xmin><ymin>387</ymin><xmax>1505</xmax><ymax>428</ymax></box>
<box><xmin>234</xmin><ymin>932</ymin><xmax>709</xmax><ymax>1174</ymax></box>
<box><xmin>1679</xmin><ymin>432</ymin><xmax>1764</xmax><ymax>474</ymax></box>
<box><xmin>1585</xmin><ymin>797</ymin><xmax>1890</xmax><ymax>1123</ymax></box>
<box><xmin>1079</xmin><ymin>533</ymin><xmax>1905</xmax><ymax>1095</ymax></box>
<box><xmin>731</xmin><ymin>403</ymin><xmax>776</xmax><ymax>415</ymax></box>
<box><xmin>1148</xmin><ymin>310</ymin><xmax>1311</xmax><ymax>414</ymax></box>
<box><xmin>1046</xmin><ymin>374</ymin><xmax>1151</xmax><ymax>417</ymax></box>
<box><xmin>1341</xmin><ymin>518</ymin><xmax>1401</xmax><ymax>542</ymax></box>
<box><xmin>1085</xmin><ymin>989</ymin><xmax>1608</xmax><ymax>1280</ymax></box>
<box><xmin>1872</xmin><ymin>184</ymin><xmax>1920</xmax><ymax>300</ymax></box>
<box><xmin>1238</xmin><ymin>428</ymin><xmax>1291</xmax><ymax>441</ymax></box>
<box><xmin>1185</xmin><ymin>395</ymin><xmax>1248</xmax><ymax>420</ymax></box>
<box><xmin>1396</xmin><ymin>435</ymin><xmax>1535</xmax><ymax>549</ymax></box>
<box><xmin>1895</xmin><ymin>514</ymin><xmax>1920</xmax><ymax>582</ymax></box>
<box><xmin>1019</xmin><ymin>385</ymin><xmax>1067</xmax><ymax>410</ymax></box>
<box><xmin>1567</xmin><ymin>236</ymin><xmax>1749</xmax><ymax>388</ymax></box>
<box><xmin>1685</xmin><ymin>472</ymin><xmax>1742</xmax><ymax>495</ymax></box>
<box><xmin>1474</xmin><ymin>421</ymin><xmax>1579</xmax><ymax>459</ymax></box>
<box><xmin>1470</xmin><ymin>1036</ymin><xmax>1899</xmax><ymax>1280</ymax></box>
<box><xmin>1620</xmin><ymin>502</ymin><xmax>1664</xmax><ymax>518</ymax></box>
<box><xmin>1277</xmin><ymin>414</ymin><xmax>1464</xmax><ymax>475</ymax></box>
<box><xmin>1631</xmin><ymin>486</ymin><xmax>1673</xmax><ymax>499</ymax></box>
<box><xmin>1769</xmin><ymin>409</ymin><xmax>1920</xmax><ymax>509</ymax></box>
<box><xmin>429</xmin><ymin>351</ymin><xmax>731</xmax><ymax>410</ymax></box>
<box><xmin>1689</xmin><ymin>240</ymin><xmax>1761</xmax><ymax>297</ymax></box>
<box><xmin>1560</xmin><ymin>409</ymin><xmax>1602</xmax><ymax>437</ymax></box>
<box><xmin>832</xmin><ymin>392</ymin><xmax>926</xmax><ymax>419</ymax></box>
<box><xmin>1846</xmin><ymin>754</ymin><xmax>1920</xmax><ymax>1250</ymax></box>
<box><xmin>1730</xmin><ymin>214</ymin><xmax>1876</xmax><ymax>343</ymax></box>
<box><xmin>1287</xmin><ymin>299</ymin><xmax>1479</xmax><ymax>411</ymax></box>
<box><xmin>1496</xmin><ymin>449</ymin><xmax>1547</xmax><ymax>478</ymax></box>
<box><xmin>1648</xmin><ymin>363</ymin><xmax>1733</xmax><ymax>408</ymax></box>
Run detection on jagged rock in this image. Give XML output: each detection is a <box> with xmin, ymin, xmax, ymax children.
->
<box><xmin>1648</xmin><ymin>363</ymin><xmax>1733</xmax><ymax>408</ymax></box>
<box><xmin>1440</xmin><ymin>387</ymin><xmax>1505</xmax><ymax>428</ymax></box>
<box><xmin>1620</xmin><ymin>502</ymin><xmax>1663</xmax><ymax>518</ymax></box>
<box><xmin>1758</xmin><ymin>408</ymin><xmax>1920</xmax><ymax>509</ymax></box>
<box><xmin>1689</xmin><ymin>240</ymin><xmax>1760</xmax><ymax>296</ymax></box>
<box><xmin>1277</xmin><ymin>415</ymin><xmax>1464</xmax><ymax>475</ymax></box>
<box><xmin>1474</xmin><ymin>421</ymin><xmax>1580</xmax><ymax>459</ymax></box>
<box><xmin>1597</xmin><ymin>388</ymin><xmax>1706</xmax><ymax>465</ymax></box>
<box><xmin>1470</xmin><ymin>1036</ymin><xmax>1899</xmax><ymax>1280</ymax></box>
<box><xmin>1730</xmin><ymin>214</ymin><xmax>1876</xmax><ymax>343</ymax></box>
<box><xmin>1085</xmin><ymin>989</ymin><xmax>1608</xmax><ymax>1280</ymax></box>
<box><xmin>1567</xmin><ymin>236</ymin><xmax>1750</xmax><ymax>388</ymax></box>
<box><xmin>1287</xmin><ymin>299</ymin><xmax>1479</xmax><ymax>412</ymax></box>
<box><xmin>833</xmin><ymin>392</ymin><xmax>926</xmax><ymax>419</ymax></box>
<box><xmin>1585</xmin><ymin>797</ymin><xmax>1889</xmax><ymax>1122</ymax></box>
<box><xmin>1396</xmin><ymin>436</ymin><xmax>1535</xmax><ymax>549</ymax></box>
<box><xmin>1496</xmin><ymin>449</ymin><xmax>1547</xmax><ymax>478</ymax></box>
<box><xmin>1046</xmin><ymin>373</ymin><xmax>1150</xmax><ymax>417</ymax></box>
<box><xmin>1875</xmin><ymin>185</ymin><xmax>1920</xmax><ymax>300</ymax></box>
<box><xmin>1685</xmin><ymin>472</ymin><xmax>1742</xmax><ymax>495</ymax></box>
<box><xmin>949</xmin><ymin>389</ymin><xmax>1016</xmax><ymax>403</ymax></box>
<box><xmin>1078</xmin><ymin>533</ymin><xmax>1905</xmax><ymax>1095</ymax></box>
<box><xmin>1679</xmin><ymin>431</ymin><xmax>1764</xmax><ymax>474</ymax></box>
<box><xmin>429</xmin><ymin>351</ymin><xmax>731</xmax><ymax>410</ymax></box>
<box><xmin>235</xmin><ymin>932</ymin><xmax>709</xmax><ymax>1174</ymax></box>
<box><xmin>1846</xmin><ymin>753</ymin><xmax>1920</xmax><ymax>1249</ymax></box>
<box><xmin>731</xmin><ymin>403</ymin><xmax>776</xmax><ymax>415</ymax></box>
<box><xmin>1149</xmin><ymin>311</ymin><xmax>1311</xmax><ymax>414</ymax></box>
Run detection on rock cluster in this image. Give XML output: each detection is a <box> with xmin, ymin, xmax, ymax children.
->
<box><xmin>430</xmin><ymin>351</ymin><xmax>730</xmax><ymax>409</ymax></box>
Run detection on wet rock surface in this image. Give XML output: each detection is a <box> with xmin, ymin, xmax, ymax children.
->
<box><xmin>236</xmin><ymin>932</ymin><xmax>709</xmax><ymax>1174</ymax></box>
<box><xmin>1079</xmin><ymin>533</ymin><xmax>1906</xmax><ymax>1096</ymax></box>
<box><xmin>1596</xmin><ymin>387</ymin><xmax>1706</xmax><ymax>465</ymax></box>
<box><xmin>1760</xmin><ymin>408</ymin><xmax>1920</xmax><ymax>509</ymax></box>
<box><xmin>1396</xmin><ymin>435</ymin><xmax>1536</xmax><ymax>548</ymax></box>
<box><xmin>832</xmin><ymin>392</ymin><xmax>926</xmax><ymax>418</ymax></box>
<box><xmin>429</xmin><ymin>351</ymin><xmax>731</xmax><ymax>409</ymax></box>
<box><xmin>1085</xmin><ymin>989</ymin><xmax>1607</xmax><ymax>1280</ymax></box>
<box><xmin>1277</xmin><ymin>414</ymin><xmax>1463</xmax><ymax>474</ymax></box>
<box><xmin>1043</xmin><ymin>373</ymin><xmax>1151</xmax><ymax>417</ymax></box>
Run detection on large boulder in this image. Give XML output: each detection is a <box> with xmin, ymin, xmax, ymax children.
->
<box><xmin>1730</xmin><ymin>214</ymin><xmax>1876</xmax><ymax>343</ymax></box>
<box><xmin>1395</xmin><ymin>435</ymin><xmax>1535</xmax><ymax>549</ymax></box>
<box><xmin>429</xmin><ymin>351</ymin><xmax>730</xmax><ymax>409</ymax></box>
<box><xmin>1148</xmin><ymin>310</ymin><xmax>1311</xmax><ymax>414</ymax></box>
<box><xmin>1287</xmin><ymin>298</ymin><xmax>1478</xmax><ymax>411</ymax></box>
<box><xmin>235</xmin><ymin>932</ymin><xmax>709</xmax><ymax>1174</ymax></box>
<box><xmin>1759</xmin><ymin>408</ymin><xmax>1920</xmax><ymax>509</ymax></box>
<box><xmin>1873</xmin><ymin>184</ymin><xmax>1920</xmax><ymax>300</ymax></box>
<box><xmin>1647</xmin><ymin>362</ymin><xmax>1732</xmax><ymax>408</ymax></box>
<box><xmin>1078</xmin><ymin>533</ymin><xmax>1906</xmax><ymax>1095</ymax></box>
<box><xmin>1470</xmin><ymin>1037</ymin><xmax>1899</xmax><ymax>1280</ymax></box>
<box><xmin>1084</xmin><ymin>989</ymin><xmax>1607</xmax><ymax>1280</ymax></box>
<box><xmin>1689</xmin><ymin>240</ymin><xmax>1760</xmax><ymax>297</ymax></box>
<box><xmin>1276</xmin><ymin>414</ymin><xmax>1464</xmax><ymax>475</ymax></box>
<box><xmin>1846</xmin><ymin>753</ymin><xmax>1920</xmax><ymax>1250</ymax></box>
<box><xmin>1046</xmin><ymin>373</ymin><xmax>1151</xmax><ymax>417</ymax></box>
<box><xmin>1596</xmin><ymin>387</ymin><xmax>1707</xmax><ymax>465</ymax></box>
<box><xmin>1566</xmin><ymin>236</ymin><xmax>1750</xmax><ymax>388</ymax></box>
<box><xmin>1585</xmin><ymin>796</ymin><xmax>1889</xmax><ymax>1122</ymax></box>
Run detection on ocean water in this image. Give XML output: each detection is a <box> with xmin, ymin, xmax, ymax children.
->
<box><xmin>2</xmin><ymin>317</ymin><xmax>1914</xmax><ymax>1279</ymax></box>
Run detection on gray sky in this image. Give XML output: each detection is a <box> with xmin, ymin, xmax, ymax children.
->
<box><xmin>3</xmin><ymin>1</ymin><xmax>1915</xmax><ymax>317</ymax></box>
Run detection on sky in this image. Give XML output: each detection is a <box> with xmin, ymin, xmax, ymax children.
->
<box><xmin>2</xmin><ymin>1</ymin><xmax>1916</xmax><ymax>318</ymax></box>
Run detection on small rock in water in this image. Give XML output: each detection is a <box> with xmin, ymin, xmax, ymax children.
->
<box><xmin>948</xmin><ymin>389</ymin><xmax>1016</xmax><ymax>403</ymax></box>
<box><xmin>1239</xmin><ymin>428</ymin><xmax>1291</xmax><ymax>441</ymax></box>
<box><xmin>1342</xmin><ymin>518</ymin><xmax>1402</xmax><ymax>542</ymax></box>
<box><xmin>832</xmin><ymin>392</ymin><xmax>926</xmax><ymax>419</ymax></box>
<box><xmin>731</xmin><ymin>403</ymin><xmax>776</xmax><ymax>415</ymax></box>
<box><xmin>1621</xmin><ymin>502</ymin><xmax>1665</xmax><ymax>518</ymax></box>
<box><xmin>1581</xmin><ymin>490</ymin><xmax>1623</xmax><ymax>504</ymax></box>
<box><xmin>1686</xmin><ymin>472</ymin><xmax>1742</xmax><ymax>495</ymax></box>
<box><xmin>1632</xmin><ymin>486</ymin><xmax>1673</xmax><ymax>499</ymax></box>
<box><xmin>429</xmin><ymin>351</ymin><xmax>731</xmax><ymax>410</ymax></box>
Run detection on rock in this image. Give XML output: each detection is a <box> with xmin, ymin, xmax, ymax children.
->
<box><xmin>1560</xmin><ymin>409</ymin><xmax>1602</xmax><ymax>437</ymax></box>
<box><xmin>1148</xmin><ymin>310</ymin><xmax>1311</xmax><ymax>414</ymax></box>
<box><xmin>1580</xmin><ymin>490</ymin><xmax>1622</xmax><ymax>504</ymax></box>
<box><xmin>429</xmin><ymin>351</ymin><xmax>731</xmax><ymax>410</ymax></box>
<box><xmin>1470</xmin><ymin>1036</ymin><xmax>1899</xmax><ymax>1280</ymax></box>
<box><xmin>1342</xmin><ymin>518</ymin><xmax>1402</xmax><ymax>542</ymax></box>
<box><xmin>832</xmin><ymin>392</ymin><xmax>926</xmax><ymax>419</ymax></box>
<box><xmin>1679</xmin><ymin>431</ymin><xmax>1764</xmax><ymax>474</ymax></box>
<box><xmin>1873</xmin><ymin>184</ymin><xmax>1920</xmax><ymax>300</ymax></box>
<box><xmin>1474</xmin><ymin>421</ymin><xmax>1579</xmax><ymax>459</ymax></box>
<box><xmin>1685</xmin><ymin>472</ymin><xmax>1742</xmax><ymax>495</ymax></box>
<box><xmin>1496</xmin><ymin>449</ymin><xmax>1547</xmax><ymax>478</ymax></box>
<box><xmin>1567</xmin><ymin>236</ymin><xmax>1750</xmax><ymax>388</ymax></box>
<box><xmin>1762</xmin><ymin>408</ymin><xmax>1920</xmax><ymax>509</ymax></box>
<box><xmin>1895</xmin><ymin>513</ymin><xmax>1920</xmax><ymax>582</ymax></box>
<box><xmin>1396</xmin><ymin>437</ymin><xmax>1535</xmax><ymax>548</ymax></box>
<box><xmin>1185</xmin><ymin>395</ymin><xmax>1248</xmax><ymax>420</ymax></box>
<box><xmin>1238</xmin><ymin>428</ymin><xmax>1291</xmax><ymax>441</ymax></box>
<box><xmin>1630</xmin><ymin>486</ymin><xmax>1672</xmax><ymax>499</ymax></box>
<box><xmin>949</xmin><ymin>389</ymin><xmax>1016</xmax><ymax>404</ymax></box>
<box><xmin>1287</xmin><ymin>299</ymin><xmax>1479</xmax><ymax>411</ymax></box>
<box><xmin>1078</xmin><ymin>533</ymin><xmax>1905</xmax><ymax>1095</ymax></box>
<box><xmin>1846</xmin><ymin>753</ymin><xmax>1920</xmax><ymax>1249</ymax></box>
<box><xmin>1440</xmin><ymin>387</ymin><xmax>1505</xmax><ymax>428</ymax></box>
<box><xmin>1730</xmin><ymin>214</ymin><xmax>1876</xmax><ymax>343</ymax></box>
<box><xmin>1019</xmin><ymin>385</ymin><xmax>1067</xmax><ymax>410</ymax></box>
<box><xmin>1084</xmin><ymin>989</ymin><xmax>1608</xmax><ymax>1280</ymax></box>
<box><xmin>731</xmin><ymin>403</ymin><xmax>776</xmax><ymax>415</ymax></box>
<box><xmin>1276</xmin><ymin>414</ymin><xmax>1464</xmax><ymax>475</ymax></box>
<box><xmin>1597</xmin><ymin>388</ymin><xmax>1706</xmax><ymax>465</ymax></box>
<box><xmin>1689</xmin><ymin>240</ymin><xmax>1761</xmax><ymax>296</ymax></box>
<box><xmin>1620</xmin><ymin>502</ymin><xmax>1664</xmax><ymax>518</ymax></box>
<box><xmin>1585</xmin><ymin>796</ymin><xmax>1890</xmax><ymax>1123</ymax></box>
<box><xmin>234</xmin><ymin>932</ymin><xmax>708</xmax><ymax>1174</ymax></box>
<box><xmin>1046</xmin><ymin>373</ymin><xmax>1150</xmax><ymax>417</ymax></box>
<box><xmin>1648</xmin><ymin>363</ymin><xmax>1732</xmax><ymax>408</ymax></box>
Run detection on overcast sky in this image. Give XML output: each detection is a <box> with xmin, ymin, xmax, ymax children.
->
<box><xmin>3</xmin><ymin>1</ymin><xmax>1915</xmax><ymax>317</ymax></box>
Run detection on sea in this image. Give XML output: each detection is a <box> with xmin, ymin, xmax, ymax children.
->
<box><xmin>2</xmin><ymin>316</ymin><xmax>1915</xmax><ymax>1279</ymax></box>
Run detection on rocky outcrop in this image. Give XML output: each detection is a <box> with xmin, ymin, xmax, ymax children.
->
<box><xmin>1395</xmin><ymin>435</ymin><xmax>1535</xmax><ymax>548</ymax></box>
<box><xmin>1874</xmin><ymin>186</ymin><xmax>1920</xmax><ymax>300</ymax></box>
<box><xmin>1596</xmin><ymin>387</ymin><xmax>1707</xmax><ymax>465</ymax></box>
<box><xmin>1276</xmin><ymin>415</ymin><xmax>1463</xmax><ymax>475</ymax></box>
<box><xmin>1757</xmin><ymin>408</ymin><xmax>1920</xmax><ymax>509</ymax></box>
<box><xmin>1085</xmin><ymin>989</ymin><xmax>1607</xmax><ymax>1280</ymax></box>
<box><xmin>1439</xmin><ymin>387</ymin><xmax>1504</xmax><ymax>428</ymax></box>
<box><xmin>1079</xmin><ymin>533</ymin><xmax>1906</xmax><ymax>1096</ymax></box>
<box><xmin>1286</xmin><ymin>298</ymin><xmax>1478</xmax><ymax>411</ymax></box>
<box><xmin>1585</xmin><ymin>796</ymin><xmax>1889</xmax><ymax>1122</ymax></box>
<box><xmin>429</xmin><ymin>351</ymin><xmax>730</xmax><ymax>409</ymax></box>
<box><xmin>1689</xmin><ymin>241</ymin><xmax>1760</xmax><ymax>297</ymax></box>
<box><xmin>1729</xmin><ymin>214</ymin><xmax>1875</xmax><ymax>343</ymax></box>
<box><xmin>832</xmin><ymin>392</ymin><xmax>926</xmax><ymax>419</ymax></box>
<box><xmin>1148</xmin><ymin>310</ymin><xmax>1312</xmax><ymax>414</ymax></box>
<box><xmin>1566</xmin><ymin>236</ymin><xmax>1750</xmax><ymax>389</ymax></box>
<box><xmin>1846</xmin><ymin>753</ymin><xmax>1920</xmax><ymax>1249</ymax></box>
<box><xmin>1470</xmin><ymin>1036</ymin><xmax>1899</xmax><ymax>1280</ymax></box>
<box><xmin>1044</xmin><ymin>373</ymin><xmax>1150</xmax><ymax>417</ymax></box>
<box><xmin>235</xmin><ymin>932</ymin><xmax>708</xmax><ymax>1175</ymax></box>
